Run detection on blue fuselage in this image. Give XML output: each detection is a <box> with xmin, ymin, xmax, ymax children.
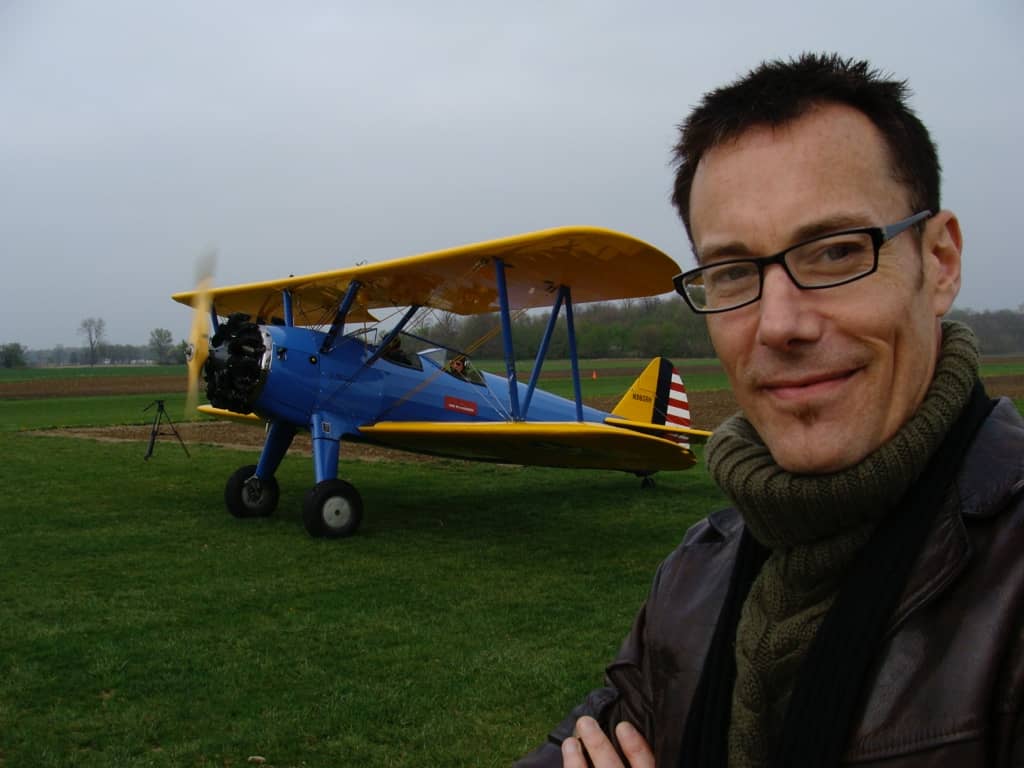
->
<box><xmin>239</xmin><ymin>325</ymin><xmax>608</xmax><ymax>438</ymax></box>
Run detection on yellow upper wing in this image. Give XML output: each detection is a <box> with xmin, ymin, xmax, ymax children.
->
<box><xmin>172</xmin><ymin>226</ymin><xmax>679</xmax><ymax>324</ymax></box>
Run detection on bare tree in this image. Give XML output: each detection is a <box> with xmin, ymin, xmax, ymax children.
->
<box><xmin>433</xmin><ymin>310</ymin><xmax>460</xmax><ymax>339</ymax></box>
<box><xmin>78</xmin><ymin>317</ymin><xmax>106</xmax><ymax>365</ymax></box>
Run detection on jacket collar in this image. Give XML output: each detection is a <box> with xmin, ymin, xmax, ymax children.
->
<box><xmin>710</xmin><ymin>399</ymin><xmax>1024</xmax><ymax>632</ymax></box>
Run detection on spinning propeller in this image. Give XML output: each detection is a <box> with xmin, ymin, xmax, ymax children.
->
<box><xmin>185</xmin><ymin>250</ymin><xmax>217</xmax><ymax>417</ymax></box>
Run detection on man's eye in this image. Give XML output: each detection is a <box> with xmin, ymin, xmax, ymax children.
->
<box><xmin>822</xmin><ymin>244</ymin><xmax>855</xmax><ymax>261</ymax></box>
<box><xmin>803</xmin><ymin>241</ymin><xmax>857</xmax><ymax>263</ymax></box>
<box><xmin>706</xmin><ymin>263</ymin><xmax>757</xmax><ymax>293</ymax></box>
<box><xmin>819</xmin><ymin>240</ymin><xmax>873</xmax><ymax>262</ymax></box>
<box><xmin>795</xmin><ymin>236</ymin><xmax>874</xmax><ymax>274</ymax></box>
<box><xmin>716</xmin><ymin>264</ymin><xmax>754</xmax><ymax>282</ymax></box>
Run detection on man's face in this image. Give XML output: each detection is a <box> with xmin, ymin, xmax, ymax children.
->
<box><xmin>689</xmin><ymin>103</ymin><xmax>961</xmax><ymax>473</ymax></box>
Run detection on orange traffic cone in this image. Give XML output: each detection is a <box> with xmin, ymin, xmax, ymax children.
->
<box><xmin>592</xmin><ymin>370</ymin><xmax>598</xmax><ymax>380</ymax></box>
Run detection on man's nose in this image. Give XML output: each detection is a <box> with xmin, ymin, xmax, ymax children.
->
<box><xmin>755</xmin><ymin>264</ymin><xmax>820</xmax><ymax>348</ymax></box>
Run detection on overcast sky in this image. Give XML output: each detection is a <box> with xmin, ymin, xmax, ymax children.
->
<box><xmin>2</xmin><ymin>1</ymin><xmax>1021</xmax><ymax>349</ymax></box>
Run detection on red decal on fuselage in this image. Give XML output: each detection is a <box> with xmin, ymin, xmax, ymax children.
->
<box><xmin>444</xmin><ymin>396</ymin><xmax>478</xmax><ymax>416</ymax></box>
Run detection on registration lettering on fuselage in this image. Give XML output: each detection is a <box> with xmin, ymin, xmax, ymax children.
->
<box><xmin>444</xmin><ymin>396</ymin><xmax>478</xmax><ymax>416</ymax></box>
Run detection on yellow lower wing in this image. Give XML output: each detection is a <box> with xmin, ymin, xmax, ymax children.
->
<box><xmin>197</xmin><ymin>404</ymin><xmax>264</xmax><ymax>425</ymax></box>
<box><xmin>358</xmin><ymin>421</ymin><xmax>696</xmax><ymax>471</ymax></box>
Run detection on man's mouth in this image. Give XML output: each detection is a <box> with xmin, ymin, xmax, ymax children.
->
<box><xmin>759</xmin><ymin>368</ymin><xmax>861</xmax><ymax>402</ymax></box>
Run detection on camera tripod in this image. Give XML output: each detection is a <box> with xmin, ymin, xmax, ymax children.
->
<box><xmin>143</xmin><ymin>399</ymin><xmax>190</xmax><ymax>460</ymax></box>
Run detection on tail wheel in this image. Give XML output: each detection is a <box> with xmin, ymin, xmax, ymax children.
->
<box><xmin>303</xmin><ymin>479</ymin><xmax>363</xmax><ymax>539</ymax></box>
<box><xmin>225</xmin><ymin>464</ymin><xmax>279</xmax><ymax>518</ymax></box>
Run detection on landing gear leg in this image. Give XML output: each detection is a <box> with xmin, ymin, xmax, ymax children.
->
<box><xmin>223</xmin><ymin>420</ymin><xmax>295</xmax><ymax>519</ymax></box>
<box><xmin>303</xmin><ymin>415</ymin><xmax>364</xmax><ymax>539</ymax></box>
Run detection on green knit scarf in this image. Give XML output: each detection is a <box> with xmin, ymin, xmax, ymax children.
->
<box><xmin>704</xmin><ymin>321</ymin><xmax>980</xmax><ymax>768</ymax></box>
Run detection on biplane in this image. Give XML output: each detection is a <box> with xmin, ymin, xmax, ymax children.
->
<box><xmin>173</xmin><ymin>226</ymin><xmax>711</xmax><ymax>539</ymax></box>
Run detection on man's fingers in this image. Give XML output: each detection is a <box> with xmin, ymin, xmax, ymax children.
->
<box><xmin>563</xmin><ymin>717</ymin><xmax>653</xmax><ymax>768</ymax></box>
<box><xmin>560</xmin><ymin>735</ymin><xmax>590</xmax><ymax>768</ymax></box>
<box><xmin>614</xmin><ymin>721</ymin><xmax>655</xmax><ymax>768</ymax></box>
<box><xmin>573</xmin><ymin>716</ymin><xmax>623</xmax><ymax>767</ymax></box>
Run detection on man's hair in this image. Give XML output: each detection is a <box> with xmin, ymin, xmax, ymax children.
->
<box><xmin>671</xmin><ymin>53</ymin><xmax>940</xmax><ymax>240</ymax></box>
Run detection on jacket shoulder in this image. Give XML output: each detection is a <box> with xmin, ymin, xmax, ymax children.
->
<box><xmin>958</xmin><ymin>398</ymin><xmax>1024</xmax><ymax>519</ymax></box>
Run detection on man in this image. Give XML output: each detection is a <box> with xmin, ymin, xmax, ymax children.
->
<box><xmin>516</xmin><ymin>53</ymin><xmax>1023</xmax><ymax>767</ymax></box>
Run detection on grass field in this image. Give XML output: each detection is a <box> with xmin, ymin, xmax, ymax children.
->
<box><xmin>0</xmin><ymin>365</ymin><xmax>185</xmax><ymax>383</ymax></box>
<box><xmin>0</xmin><ymin>395</ymin><xmax>192</xmax><ymax>432</ymax></box>
<box><xmin>0</xmin><ymin>378</ymin><xmax>724</xmax><ymax>767</ymax></box>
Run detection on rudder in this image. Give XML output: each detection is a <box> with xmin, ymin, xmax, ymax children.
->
<box><xmin>611</xmin><ymin>357</ymin><xmax>691</xmax><ymax>428</ymax></box>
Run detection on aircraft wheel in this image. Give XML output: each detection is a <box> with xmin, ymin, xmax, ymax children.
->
<box><xmin>303</xmin><ymin>479</ymin><xmax>363</xmax><ymax>539</ymax></box>
<box><xmin>225</xmin><ymin>464</ymin><xmax>280</xmax><ymax>518</ymax></box>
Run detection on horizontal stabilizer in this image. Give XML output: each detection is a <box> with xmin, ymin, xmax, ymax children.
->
<box><xmin>603</xmin><ymin>417</ymin><xmax>711</xmax><ymax>444</ymax></box>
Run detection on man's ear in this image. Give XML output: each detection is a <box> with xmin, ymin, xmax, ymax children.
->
<box><xmin>924</xmin><ymin>210</ymin><xmax>962</xmax><ymax>316</ymax></box>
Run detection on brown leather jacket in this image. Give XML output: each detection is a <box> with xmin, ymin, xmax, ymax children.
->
<box><xmin>516</xmin><ymin>399</ymin><xmax>1024</xmax><ymax>767</ymax></box>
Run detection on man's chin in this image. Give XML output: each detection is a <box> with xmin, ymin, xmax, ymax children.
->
<box><xmin>755</xmin><ymin>419</ymin><xmax>868</xmax><ymax>475</ymax></box>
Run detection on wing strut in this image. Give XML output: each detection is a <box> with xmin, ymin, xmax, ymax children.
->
<box><xmin>522</xmin><ymin>285</ymin><xmax>568</xmax><ymax>418</ymax></box>
<box><xmin>493</xmin><ymin>257</ymin><xmax>521</xmax><ymax>421</ymax></box>
<box><xmin>563</xmin><ymin>286</ymin><xmax>584</xmax><ymax>422</ymax></box>
<box><xmin>365</xmin><ymin>304</ymin><xmax>420</xmax><ymax>366</ymax></box>
<box><xmin>320</xmin><ymin>280</ymin><xmax>362</xmax><ymax>354</ymax></box>
<box><xmin>281</xmin><ymin>289</ymin><xmax>294</xmax><ymax>327</ymax></box>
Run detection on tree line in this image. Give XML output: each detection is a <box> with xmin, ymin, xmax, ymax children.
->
<box><xmin>3</xmin><ymin>303</ymin><xmax>1023</xmax><ymax>369</ymax></box>
<box><xmin>412</xmin><ymin>301</ymin><xmax>1024</xmax><ymax>360</ymax></box>
<box><xmin>3</xmin><ymin>320</ymin><xmax>185</xmax><ymax>368</ymax></box>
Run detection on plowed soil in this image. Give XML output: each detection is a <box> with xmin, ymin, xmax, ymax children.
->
<box><xmin>15</xmin><ymin>371</ymin><xmax>1024</xmax><ymax>460</ymax></box>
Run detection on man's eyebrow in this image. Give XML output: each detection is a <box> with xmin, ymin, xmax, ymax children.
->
<box><xmin>696</xmin><ymin>214</ymin><xmax>876</xmax><ymax>264</ymax></box>
<box><xmin>789</xmin><ymin>214</ymin><xmax>874</xmax><ymax>244</ymax></box>
<box><xmin>696</xmin><ymin>240</ymin><xmax>758</xmax><ymax>264</ymax></box>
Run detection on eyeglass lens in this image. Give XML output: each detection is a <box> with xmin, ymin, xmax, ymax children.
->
<box><xmin>684</xmin><ymin>230</ymin><xmax>877</xmax><ymax>311</ymax></box>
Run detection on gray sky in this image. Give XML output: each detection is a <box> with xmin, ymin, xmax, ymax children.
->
<box><xmin>3</xmin><ymin>0</ymin><xmax>1022</xmax><ymax>349</ymax></box>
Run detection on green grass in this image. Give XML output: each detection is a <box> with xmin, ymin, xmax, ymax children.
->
<box><xmin>0</xmin><ymin>431</ymin><xmax>722</xmax><ymax>767</ymax></box>
<box><xmin>0</xmin><ymin>365</ymin><xmax>185</xmax><ymax>382</ymax></box>
<box><xmin>980</xmin><ymin>361</ymin><xmax>1024</xmax><ymax>376</ymax></box>
<box><xmin>536</xmin><ymin>371</ymin><xmax>731</xmax><ymax>400</ymax></box>
<box><xmin>0</xmin><ymin>394</ymin><xmax>194</xmax><ymax>432</ymax></box>
<box><xmin>0</xmin><ymin>380</ymin><xmax>724</xmax><ymax>767</ymax></box>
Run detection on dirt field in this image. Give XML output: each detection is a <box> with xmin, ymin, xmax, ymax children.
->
<box><xmin>18</xmin><ymin>370</ymin><xmax>1024</xmax><ymax>458</ymax></box>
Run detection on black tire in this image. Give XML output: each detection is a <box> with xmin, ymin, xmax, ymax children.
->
<box><xmin>225</xmin><ymin>464</ymin><xmax>280</xmax><ymax>518</ymax></box>
<box><xmin>303</xmin><ymin>479</ymin><xmax>363</xmax><ymax>539</ymax></box>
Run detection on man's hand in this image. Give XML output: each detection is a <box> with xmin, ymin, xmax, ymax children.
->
<box><xmin>560</xmin><ymin>716</ymin><xmax>654</xmax><ymax>768</ymax></box>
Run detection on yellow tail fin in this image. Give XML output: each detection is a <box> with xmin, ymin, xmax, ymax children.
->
<box><xmin>611</xmin><ymin>357</ymin><xmax>691</xmax><ymax>427</ymax></box>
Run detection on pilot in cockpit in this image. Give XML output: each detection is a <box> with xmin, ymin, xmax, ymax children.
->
<box><xmin>383</xmin><ymin>336</ymin><xmax>412</xmax><ymax>366</ymax></box>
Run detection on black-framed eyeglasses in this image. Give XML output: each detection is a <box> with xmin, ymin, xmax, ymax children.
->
<box><xmin>672</xmin><ymin>210</ymin><xmax>933</xmax><ymax>314</ymax></box>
